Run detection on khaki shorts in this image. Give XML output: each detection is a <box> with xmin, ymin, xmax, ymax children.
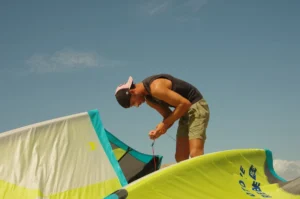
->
<box><xmin>176</xmin><ymin>98</ymin><xmax>210</xmax><ymax>141</ymax></box>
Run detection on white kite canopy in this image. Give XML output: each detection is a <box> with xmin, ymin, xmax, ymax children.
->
<box><xmin>0</xmin><ymin>110</ymin><xmax>162</xmax><ymax>199</ymax></box>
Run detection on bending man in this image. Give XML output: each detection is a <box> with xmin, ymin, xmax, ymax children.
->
<box><xmin>115</xmin><ymin>74</ymin><xmax>210</xmax><ymax>162</ymax></box>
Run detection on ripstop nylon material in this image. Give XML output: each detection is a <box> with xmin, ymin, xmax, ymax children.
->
<box><xmin>107</xmin><ymin>149</ymin><xmax>300</xmax><ymax>199</ymax></box>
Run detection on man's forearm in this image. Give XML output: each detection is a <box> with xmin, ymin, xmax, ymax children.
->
<box><xmin>162</xmin><ymin>103</ymin><xmax>191</xmax><ymax>127</ymax></box>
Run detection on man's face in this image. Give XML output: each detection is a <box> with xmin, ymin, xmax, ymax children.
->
<box><xmin>129</xmin><ymin>90</ymin><xmax>145</xmax><ymax>107</ymax></box>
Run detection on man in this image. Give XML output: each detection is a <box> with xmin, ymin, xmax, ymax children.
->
<box><xmin>115</xmin><ymin>74</ymin><xmax>210</xmax><ymax>162</ymax></box>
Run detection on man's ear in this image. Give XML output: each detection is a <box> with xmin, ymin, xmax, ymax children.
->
<box><xmin>129</xmin><ymin>89</ymin><xmax>135</xmax><ymax>94</ymax></box>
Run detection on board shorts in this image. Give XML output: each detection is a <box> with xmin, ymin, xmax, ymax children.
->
<box><xmin>176</xmin><ymin>98</ymin><xmax>210</xmax><ymax>141</ymax></box>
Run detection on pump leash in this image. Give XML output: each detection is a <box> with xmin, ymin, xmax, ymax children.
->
<box><xmin>151</xmin><ymin>140</ymin><xmax>156</xmax><ymax>170</ymax></box>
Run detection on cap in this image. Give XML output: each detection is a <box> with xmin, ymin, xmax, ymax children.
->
<box><xmin>115</xmin><ymin>76</ymin><xmax>134</xmax><ymax>108</ymax></box>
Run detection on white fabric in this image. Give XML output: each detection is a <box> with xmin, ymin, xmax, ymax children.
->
<box><xmin>0</xmin><ymin>112</ymin><xmax>118</xmax><ymax>195</ymax></box>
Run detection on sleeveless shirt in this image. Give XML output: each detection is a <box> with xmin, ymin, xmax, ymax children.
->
<box><xmin>142</xmin><ymin>74</ymin><xmax>203</xmax><ymax>108</ymax></box>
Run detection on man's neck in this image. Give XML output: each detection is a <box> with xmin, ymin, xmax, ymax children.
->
<box><xmin>136</xmin><ymin>82</ymin><xmax>148</xmax><ymax>95</ymax></box>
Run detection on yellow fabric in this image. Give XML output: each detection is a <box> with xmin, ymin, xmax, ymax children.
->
<box><xmin>113</xmin><ymin>148</ymin><xmax>127</xmax><ymax>160</ymax></box>
<box><xmin>49</xmin><ymin>178</ymin><xmax>121</xmax><ymax>199</ymax></box>
<box><xmin>120</xmin><ymin>149</ymin><xmax>300</xmax><ymax>199</ymax></box>
<box><xmin>0</xmin><ymin>180</ymin><xmax>42</xmax><ymax>199</ymax></box>
<box><xmin>0</xmin><ymin>178</ymin><xmax>121</xmax><ymax>199</ymax></box>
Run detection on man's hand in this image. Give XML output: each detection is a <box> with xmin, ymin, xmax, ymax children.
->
<box><xmin>148</xmin><ymin>122</ymin><xmax>169</xmax><ymax>140</ymax></box>
<box><xmin>148</xmin><ymin>130</ymin><xmax>161</xmax><ymax>140</ymax></box>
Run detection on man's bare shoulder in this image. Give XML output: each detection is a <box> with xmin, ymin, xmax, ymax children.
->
<box><xmin>150</xmin><ymin>78</ymin><xmax>172</xmax><ymax>93</ymax></box>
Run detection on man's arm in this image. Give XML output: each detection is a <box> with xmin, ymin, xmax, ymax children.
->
<box><xmin>146</xmin><ymin>99</ymin><xmax>173</xmax><ymax>127</ymax></box>
<box><xmin>150</xmin><ymin>81</ymin><xmax>192</xmax><ymax>128</ymax></box>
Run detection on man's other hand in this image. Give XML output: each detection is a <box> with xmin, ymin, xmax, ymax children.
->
<box><xmin>148</xmin><ymin>122</ymin><xmax>168</xmax><ymax>140</ymax></box>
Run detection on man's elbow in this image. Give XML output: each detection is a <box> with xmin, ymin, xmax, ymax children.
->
<box><xmin>182</xmin><ymin>100</ymin><xmax>192</xmax><ymax>110</ymax></box>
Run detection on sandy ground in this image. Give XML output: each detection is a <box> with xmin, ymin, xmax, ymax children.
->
<box><xmin>159</xmin><ymin>163</ymin><xmax>176</xmax><ymax>169</ymax></box>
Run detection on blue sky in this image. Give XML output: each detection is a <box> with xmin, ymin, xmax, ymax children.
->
<box><xmin>0</xmin><ymin>0</ymin><xmax>299</xmax><ymax>169</ymax></box>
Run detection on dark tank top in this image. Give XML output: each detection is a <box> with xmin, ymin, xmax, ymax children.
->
<box><xmin>142</xmin><ymin>74</ymin><xmax>203</xmax><ymax>108</ymax></box>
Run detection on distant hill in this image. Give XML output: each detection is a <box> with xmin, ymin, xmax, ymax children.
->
<box><xmin>273</xmin><ymin>159</ymin><xmax>300</xmax><ymax>181</ymax></box>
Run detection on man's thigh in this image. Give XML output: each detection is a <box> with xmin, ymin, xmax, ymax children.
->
<box><xmin>188</xmin><ymin>98</ymin><xmax>210</xmax><ymax>141</ymax></box>
<box><xmin>176</xmin><ymin>114</ymin><xmax>189</xmax><ymax>138</ymax></box>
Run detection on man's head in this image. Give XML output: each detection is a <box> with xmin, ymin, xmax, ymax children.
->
<box><xmin>115</xmin><ymin>76</ymin><xmax>146</xmax><ymax>108</ymax></box>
